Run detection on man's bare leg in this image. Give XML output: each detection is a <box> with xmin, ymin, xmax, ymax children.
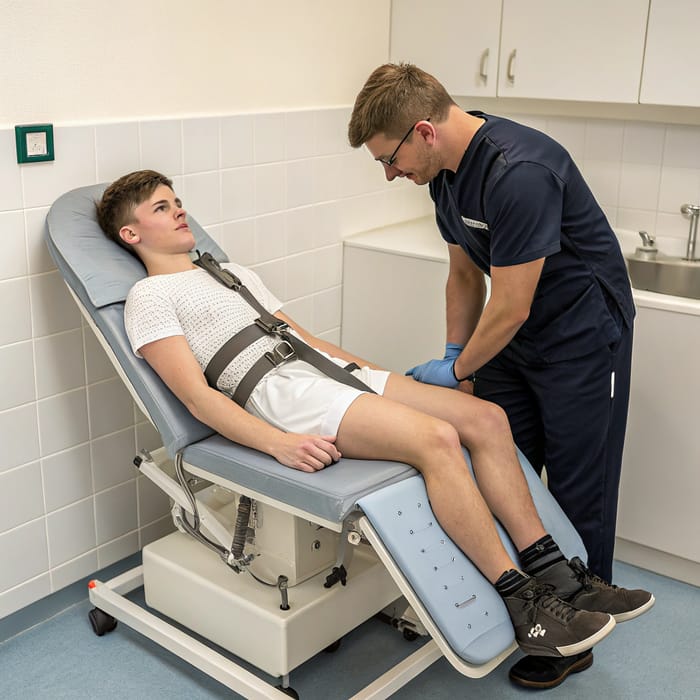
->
<box><xmin>335</xmin><ymin>392</ymin><xmax>517</xmax><ymax>583</ymax></box>
<box><xmin>381</xmin><ymin>373</ymin><xmax>547</xmax><ymax>552</ymax></box>
<box><xmin>335</xmin><ymin>390</ymin><xmax>617</xmax><ymax>658</ymax></box>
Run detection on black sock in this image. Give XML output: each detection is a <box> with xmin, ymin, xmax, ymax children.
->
<box><xmin>494</xmin><ymin>568</ymin><xmax>530</xmax><ymax>597</ymax></box>
<box><xmin>520</xmin><ymin>534</ymin><xmax>565</xmax><ymax>577</ymax></box>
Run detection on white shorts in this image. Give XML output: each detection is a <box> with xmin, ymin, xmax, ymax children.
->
<box><xmin>246</xmin><ymin>359</ymin><xmax>390</xmax><ymax>436</ymax></box>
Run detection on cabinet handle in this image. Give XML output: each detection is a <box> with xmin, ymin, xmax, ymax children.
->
<box><xmin>479</xmin><ymin>48</ymin><xmax>489</xmax><ymax>82</ymax></box>
<box><xmin>507</xmin><ymin>49</ymin><xmax>517</xmax><ymax>83</ymax></box>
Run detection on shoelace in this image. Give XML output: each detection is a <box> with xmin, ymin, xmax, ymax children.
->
<box><xmin>569</xmin><ymin>557</ymin><xmax>618</xmax><ymax>592</ymax></box>
<box><xmin>524</xmin><ymin>583</ymin><xmax>577</xmax><ymax>624</ymax></box>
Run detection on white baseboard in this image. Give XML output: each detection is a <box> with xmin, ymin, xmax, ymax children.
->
<box><xmin>615</xmin><ymin>538</ymin><xmax>700</xmax><ymax>587</ymax></box>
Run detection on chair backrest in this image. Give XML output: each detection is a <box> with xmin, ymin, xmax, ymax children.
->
<box><xmin>45</xmin><ymin>183</ymin><xmax>229</xmax><ymax>457</ymax></box>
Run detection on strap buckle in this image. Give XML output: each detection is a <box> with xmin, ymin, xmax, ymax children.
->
<box><xmin>194</xmin><ymin>251</ymin><xmax>242</xmax><ymax>290</ymax></box>
<box><xmin>218</xmin><ymin>268</ymin><xmax>242</xmax><ymax>291</ymax></box>
<box><xmin>268</xmin><ymin>340</ymin><xmax>296</xmax><ymax>365</ymax></box>
<box><xmin>255</xmin><ymin>317</ymin><xmax>289</xmax><ymax>336</ymax></box>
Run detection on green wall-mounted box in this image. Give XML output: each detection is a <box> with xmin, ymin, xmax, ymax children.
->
<box><xmin>15</xmin><ymin>124</ymin><xmax>55</xmax><ymax>163</ymax></box>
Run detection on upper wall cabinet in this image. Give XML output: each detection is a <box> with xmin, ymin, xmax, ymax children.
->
<box><xmin>390</xmin><ymin>0</ymin><xmax>503</xmax><ymax>97</ymax></box>
<box><xmin>497</xmin><ymin>0</ymin><xmax>649</xmax><ymax>103</ymax></box>
<box><xmin>640</xmin><ymin>0</ymin><xmax>700</xmax><ymax>107</ymax></box>
<box><xmin>390</xmin><ymin>0</ymin><xmax>649</xmax><ymax>103</ymax></box>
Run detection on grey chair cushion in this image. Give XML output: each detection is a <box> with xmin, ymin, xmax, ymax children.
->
<box><xmin>45</xmin><ymin>183</ymin><xmax>227</xmax><ymax>309</ymax></box>
<box><xmin>45</xmin><ymin>183</ymin><xmax>228</xmax><ymax>455</ymax></box>
<box><xmin>44</xmin><ymin>183</ymin><xmax>418</xmax><ymax>521</ymax></box>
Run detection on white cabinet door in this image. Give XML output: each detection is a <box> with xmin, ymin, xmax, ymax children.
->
<box><xmin>341</xmin><ymin>219</ymin><xmax>449</xmax><ymax>373</ymax></box>
<box><xmin>617</xmin><ymin>306</ymin><xmax>700</xmax><ymax>564</ymax></box>
<box><xmin>498</xmin><ymin>0</ymin><xmax>648</xmax><ymax>102</ymax></box>
<box><xmin>640</xmin><ymin>0</ymin><xmax>700</xmax><ymax>107</ymax></box>
<box><xmin>390</xmin><ymin>0</ymin><xmax>502</xmax><ymax>97</ymax></box>
<box><xmin>342</xmin><ymin>245</ymin><xmax>447</xmax><ymax>373</ymax></box>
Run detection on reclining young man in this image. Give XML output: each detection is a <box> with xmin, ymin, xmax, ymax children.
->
<box><xmin>96</xmin><ymin>170</ymin><xmax>653</xmax><ymax>667</ymax></box>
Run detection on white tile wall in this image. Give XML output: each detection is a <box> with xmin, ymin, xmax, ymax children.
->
<box><xmin>505</xmin><ymin>112</ymin><xmax>700</xmax><ymax>254</ymax></box>
<box><xmin>98</xmin><ymin>531</ymin><xmax>140</xmax><ymax>571</ymax></box>
<box><xmin>0</xmin><ymin>132</ymin><xmax>24</xmax><ymax>212</ymax></box>
<box><xmin>25</xmin><ymin>206</ymin><xmax>54</xmax><ymax>275</ymax></box>
<box><xmin>0</xmin><ymin>341</ymin><xmax>36</xmax><ymax>411</ymax></box>
<box><xmin>37</xmin><ymin>389</ymin><xmax>89</xmax><ymax>456</ymax></box>
<box><xmin>0</xmin><ymin>211</ymin><xmax>27</xmax><ymax>280</ymax></box>
<box><xmin>0</xmin><ymin>403</ymin><xmax>40</xmax><ymax>471</ymax></box>
<box><xmin>0</xmin><ymin>463</ymin><xmax>44</xmax><ymax>532</ymax></box>
<box><xmin>34</xmin><ymin>329</ymin><xmax>85</xmax><ymax>399</ymax></box>
<box><xmin>139</xmin><ymin>120</ymin><xmax>183</xmax><ymax>176</ymax></box>
<box><xmin>137</xmin><ymin>475</ymin><xmax>171</xmax><ymax>527</ymax></box>
<box><xmin>95</xmin><ymin>481</ymin><xmax>138</xmax><ymax>546</ymax></box>
<box><xmin>0</xmin><ymin>278</ymin><xmax>32</xmax><ymax>346</ymax></box>
<box><xmin>4</xmin><ymin>105</ymin><xmax>698</xmax><ymax>622</ymax></box>
<box><xmin>42</xmin><ymin>444</ymin><xmax>93</xmax><ymax>512</ymax></box>
<box><xmin>95</xmin><ymin>123</ymin><xmax>140</xmax><ymax>182</ymax></box>
<box><xmin>254</xmin><ymin>113</ymin><xmax>286</xmax><ymax>164</ymax></box>
<box><xmin>46</xmin><ymin>497</ymin><xmax>96</xmax><ymax>567</ymax></box>
<box><xmin>21</xmin><ymin>126</ymin><xmax>96</xmax><ymax>209</ymax></box>
<box><xmin>0</xmin><ymin>107</ymin><xmax>428</xmax><ymax>620</ymax></box>
<box><xmin>0</xmin><ymin>520</ymin><xmax>49</xmax><ymax>592</ymax></box>
<box><xmin>90</xmin><ymin>429</ymin><xmax>139</xmax><ymax>492</ymax></box>
<box><xmin>221</xmin><ymin>115</ymin><xmax>255</xmax><ymax>168</ymax></box>
<box><xmin>183</xmin><ymin>118</ymin><xmax>220</xmax><ymax>174</ymax></box>
<box><xmin>50</xmin><ymin>551</ymin><xmax>98</xmax><ymax>592</ymax></box>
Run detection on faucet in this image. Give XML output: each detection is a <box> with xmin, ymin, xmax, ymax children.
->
<box><xmin>638</xmin><ymin>230</ymin><xmax>656</xmax><ymax>249</ymax></box>
<box><xmin>680</xmin><ymin>203</ymin><xmax>700</xmax><ymax>261</ymax></box>
<box><xmin>634</xmin><ymin>230</ymin><xmax>657</xmax><ymax>258</ymax></box>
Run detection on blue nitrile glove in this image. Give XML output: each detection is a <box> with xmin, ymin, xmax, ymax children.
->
<box><xmin>405</xmin><ymin>343</ymin><xmax>464</xmax><ymax>388</ymax></box>
<box><xmin>443</xmin><ymin>342</ymin><xmax>464</xmax><ymax>361</ymax></box>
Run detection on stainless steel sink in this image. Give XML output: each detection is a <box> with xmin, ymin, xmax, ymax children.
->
<box><xmin>626</xmin><ymin>253</ymin><xmax>700</xmax><ymax>300</ymax></box>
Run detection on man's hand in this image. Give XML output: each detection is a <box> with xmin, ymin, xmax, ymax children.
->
<box><xmin>272</xmin><ymin>433</ymin><xmax>341</xmax><ymax>472</ymax></box>
<box><xmin>405</xmin><ymin>343</ymin><xmax>464</xmax><ymax>388</ymax></box>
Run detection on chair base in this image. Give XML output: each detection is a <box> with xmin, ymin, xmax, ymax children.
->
<box><xmin>142</xmin><ymin>530</ymin><xmax>401</xmax><ymax>677</ymax></box>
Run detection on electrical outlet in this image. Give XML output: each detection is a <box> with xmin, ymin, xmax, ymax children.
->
<box><xmin>15</xmin><ymin>124</ymin><xmax>54</xmax><ymax>163</ymax></box>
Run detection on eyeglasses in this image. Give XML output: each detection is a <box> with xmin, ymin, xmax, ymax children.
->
<box><xmin>377</xmin><ymin>117</ymin><xmax>431</xmax><ymax>167</ymax></box>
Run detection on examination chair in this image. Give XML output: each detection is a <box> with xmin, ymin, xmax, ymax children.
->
<box><xmin>45</xmin><ymin>184</ymin><xmax>587</xmax><ymax>699</ymax></box>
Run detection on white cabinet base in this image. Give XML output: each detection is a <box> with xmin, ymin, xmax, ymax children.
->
<box><xmin>615</xmin><ymin>537</ymin><xmax>700</xmax><ymax>588</ymax></box>
<box><xmin>341</xmin><ymin>219</ymin><xmax>449</xmax><ymax>373</ymax></box>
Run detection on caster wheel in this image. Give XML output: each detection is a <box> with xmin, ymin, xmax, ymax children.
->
<box><xmin>88</xmin><ymin>607</ymin><xmax>118</xmax><ymax>636</ymax></box>
<box><xmin>276</xmin><ymin>686</ymin><xmax>299</xmax><ymax>699</ymax></box>
<box><xmin>324</xmin><ymin>639</ymin><xmax>341</xmax><ymax>653</ymax></box>
<box><xmin>402</xmin><ymin>627</ymin><xmax>419</xmax><ymax>642</ymax></box>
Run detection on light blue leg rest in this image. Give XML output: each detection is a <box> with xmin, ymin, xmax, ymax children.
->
<box><xmin>357</xmin><ymin>447</ymin><xmax>586</xmax><ymax>666</ymax></box>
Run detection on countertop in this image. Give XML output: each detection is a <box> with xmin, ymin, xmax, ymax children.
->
<box><xmin>345</xmin><ymin>217</ymin><xmax>700</xmax><ymax>318</ymax></box>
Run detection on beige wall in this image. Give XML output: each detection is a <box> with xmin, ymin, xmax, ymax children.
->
<box><xmin>0</xmin><ymin>0</ymin><xmax>390</xmax><ymax>126</ymax></box>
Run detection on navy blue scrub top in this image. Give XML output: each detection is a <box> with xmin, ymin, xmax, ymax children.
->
<box><xmin>429</xmin><ymin>112</ymin><xmax>635</xmax><ymax>365</ymax></box>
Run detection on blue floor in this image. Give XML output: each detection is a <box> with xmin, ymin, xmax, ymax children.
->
<box><xmin>1</xmin><ymin>560</ymin><xmax>698</xmax><ymax>699</ymax></box>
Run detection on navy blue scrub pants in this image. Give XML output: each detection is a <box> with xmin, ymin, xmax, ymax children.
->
<box><xmin>475</xmin><ymin>324</ymin><xmax>633</xmax><ymax>583</ymax></box>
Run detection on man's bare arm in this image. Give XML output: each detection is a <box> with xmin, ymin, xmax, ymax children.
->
<box><xmin>139</xmin><ymin>334</ymin><xmax>341</xmax><ymax>471</ymax></box>
<box><xmin>453</xmin><ymin>257</ymin><xmax>545</xmax><ymax>380</ymax></box>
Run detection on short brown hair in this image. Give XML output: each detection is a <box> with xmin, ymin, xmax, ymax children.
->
<box><xmin>96</xmin><ymin>170</ymin><xmax>173</xmax><ymax>257</ymax></box>
<box><xmin>348</xmin><ymin>63</ymin><xmax>456</xmax><ymax>148</ymax></box>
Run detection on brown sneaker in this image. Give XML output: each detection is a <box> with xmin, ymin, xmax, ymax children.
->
<box><xmin>537</xmin><ymin>557</ymin><xmax>655</xmax><ymax>622</ymax></box>
<box><xmin>502</xmin><ymin>577</ymin><xmax>616</xmax><ymax>657</ymax></box>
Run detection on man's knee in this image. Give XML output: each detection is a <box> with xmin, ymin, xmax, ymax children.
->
<box><xmin>469</xmin><ymin>399</ymin><xmax>512</xmax><ymax>443</ymax></box>
<box><xmin>422</xmin><ymin>417</ymin><xmax>463</xmax><ymax>460</ymax></box>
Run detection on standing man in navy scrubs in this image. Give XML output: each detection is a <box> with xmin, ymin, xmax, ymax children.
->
<box><xmin>349</xmin><ymin>64</ymin><xmax>636</xmax><ymax>689</ymax></box>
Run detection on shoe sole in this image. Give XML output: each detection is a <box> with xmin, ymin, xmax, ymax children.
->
<box><xmin>613</xmin><ymin>594</ymin><xmax>655</xmax><ymax>622</ymax></box>
<box><xmin>519</xmin><ymin>614</ymin><xmax>616</xmax><ymax>657</ymax></box>
<box><xmin>556</xmin><ymin>615</ymin><xmax>616</xmax><ymax>656</ymax></box>
<box><xmin>509</xmin><ymin>651</ymin><xmax>594</xmax><ymax>689</ymax></box>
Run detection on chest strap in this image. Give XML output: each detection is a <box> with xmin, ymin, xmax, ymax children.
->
<box><xmin>194</xmin><ymin>252</ymin><xmax>374</xmax><ymax>407</ymax></box>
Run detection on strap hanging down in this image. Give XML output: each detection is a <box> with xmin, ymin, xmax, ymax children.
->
<box><xmin>193</xmin><ymin>252</ymin><xmax>374</xmax><ymax>406</ymax></box>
